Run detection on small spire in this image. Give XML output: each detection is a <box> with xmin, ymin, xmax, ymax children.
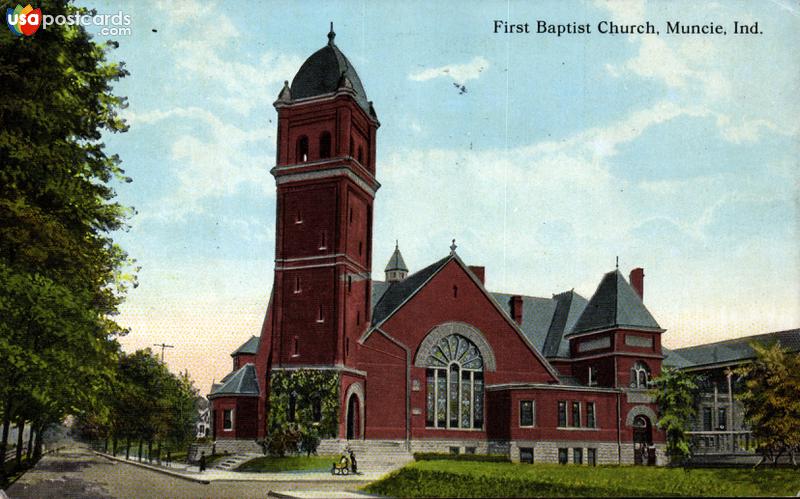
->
<box><xmin>276</xmin><ymin>80</ymin><xmax>292</xmax><ymax>102</ymax></box>
<box><xmin>328</xmin><ymin>22</ymin><xmax>335</xmax><ymax>45</ymax></box>
<box><xmin>450</xmin><ymin>239</ymin><xmax>457</xmax><ymax>255</ymax></box>
<box><xmin>616</xmin><ymin>256</ymin><xmax>619</xmax><ymax>270</ymax></box>
<box><xmin>395</xmin><ymin>239</ymin><xmax>399</xmax><ymax>250</ymax></box>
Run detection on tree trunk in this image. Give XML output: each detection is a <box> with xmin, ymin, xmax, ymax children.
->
<box><xmin>33</xmin><ymin>423</ymin><xmax>43</xmax><ymax>459</ymax></box>
<box><xmin>15</xmin><ymin>419</ymin><xmax>25</xmax><ymax>467</ymax></box>
<box><xmin>0</xmin><ymin>399</ymin><xmax>12</xmax><ymax>479</ymax></box>
<box><xmin>137</xmin><ymin>439</ymin><xmax>142</xmax><ymax>462</ymax></box>
<box><xmin>112</xmin><ymin>436</ymin><xmax>117</xmax><ymax>456</ymax></box>
<box><xmin>125</xmin><ymin>439</ymin><xmax>130</xmax><ymax>459</ymax></box>
<box><xmin>147</xmin><ymin>440</ymin><xmax>152</xmax><ymax>463</ymax></box>
<box><xmin>26</xmin><ymin>426</ymin><xmax>34</xmax><ymax>461</ymax></box>
<box><xmin>156</xmin><ymin>441</ymin><xmax>161</xmax><ymax>465</ymax></box>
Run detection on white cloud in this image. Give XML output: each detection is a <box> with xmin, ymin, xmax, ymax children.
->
<box><xmin>595</xmin><ymin>1</ymin><xmax>799</xmax><ymax>142</ymax></box>
<box><xmin>126</xmin><ymin>107</ymin><xmax>275</xmax><ymax>220</ymax></box>
<box><xmin>409</xmin><ymin>56</ymin><xmax>490</xmax><ymax>84</ymax></box>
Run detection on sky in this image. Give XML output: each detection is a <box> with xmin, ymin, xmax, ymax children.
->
<box><xmin>80</xmin><ymin>0</ymin><xmax>799</xmax><ymax>394</ymax></box>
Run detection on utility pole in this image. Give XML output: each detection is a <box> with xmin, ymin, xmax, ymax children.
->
<box><xmin>153</xmin><ymin>343</ymin><xmax>174</xmax><ymax>362</ymax></box>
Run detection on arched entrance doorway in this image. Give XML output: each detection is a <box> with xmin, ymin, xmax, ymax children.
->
<box><xmin>346</xmin><ymin>393</ymin><xmax>360</xmax><ymax>440</ymax></box>
<box><xmin>632</xmin><ymin>415</ymin><xmax>655</xmax><ymax>465</ymax></box>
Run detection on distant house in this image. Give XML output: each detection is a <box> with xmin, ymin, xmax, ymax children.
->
<box><xmin>195</xmin><ymin>396</ymin><xmax>210</xmax><ymax>439</ymax></box>
<box><xmin>663</xmin><ymin>329</ymin><xmax>800</xmax><ymax>462</ymax></box>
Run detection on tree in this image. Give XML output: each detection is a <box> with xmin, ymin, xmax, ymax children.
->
<box><xmin>737</xmin><ymin>341</ymin><xmax>800</xmax><ymax>467</ymax></box>
<box><xmin>651</xmin><ymin>367</ymin><xmax>701</xmax><ymax>465</ymax></box>
<box><xmin>0</xmin><ymin>0</ymin><xmax>132</xmax><ymax>479</ymax></box>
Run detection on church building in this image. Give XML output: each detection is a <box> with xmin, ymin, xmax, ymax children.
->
<box><xmin>208</xmin><ymin>27</ymin><xmax>667</xmax><ymax>465</ymax></box>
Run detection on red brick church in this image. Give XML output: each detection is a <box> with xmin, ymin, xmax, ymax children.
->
<box><xmin>209</xmin><ymin>27</ymin><xmax>666</xmax><ymax>465</ymax></box>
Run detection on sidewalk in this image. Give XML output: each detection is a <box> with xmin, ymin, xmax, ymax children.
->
<box><xmin>95</xmin><ymin>451</ymin><xmax>389</xmax><ymax>484</ymax></box>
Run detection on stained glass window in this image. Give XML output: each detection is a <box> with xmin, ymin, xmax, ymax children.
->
<box><xmin>424</xmin><ymin>334</ymin><xmax>484</xmax><ymax>429</ymax></box>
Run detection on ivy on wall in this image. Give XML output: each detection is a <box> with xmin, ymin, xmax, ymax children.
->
<box><xmin>268</xmin><ymin>370</ymin><xmax>340</xmax><ymax>438</ymax></box>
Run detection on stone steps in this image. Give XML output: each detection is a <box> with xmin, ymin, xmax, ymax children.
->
<box><xmin>213</xmin><ymin>452</ymin><xmax>262</xmax><ymax>470</ymax></box>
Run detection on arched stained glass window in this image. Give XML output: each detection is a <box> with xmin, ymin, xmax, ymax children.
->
<box><xmin>424</xmin><ymin>334</ymin><xmax>484</xmax><ymax>430</ymax></box>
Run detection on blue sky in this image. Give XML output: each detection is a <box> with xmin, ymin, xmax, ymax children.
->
<box><xmin>84</xmin><ymin>0</ymin><xmax>798</xmax><ymax>392</ymax></box>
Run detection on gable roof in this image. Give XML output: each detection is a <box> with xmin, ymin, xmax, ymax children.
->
<box><xmin>208</xmin><ymin>363</ymin><xmax>260</xmax><ymax>398</ymax></box>
<box><xmin>544</xmin><ymin>291</ymin><xmax>589</xmax><ymax>357</ymax></box>
<box><xmin>231</xmin><ymin>335</ymin><xmax>260</xmax><ymax>356</ymax></box>
<box><xmin>669</xmin><ymin>328</ymin><xmax>800</xmax><ymax>369</ymax></box>
<box><xmin>371</xmin><ymin>255</ymin><xmax>451</xmax><ymax>326</ymax></box>
<box><xmin>569</xmin><ymin>270</ymin><xmax>661</xmax><ymax>335</ymax></box>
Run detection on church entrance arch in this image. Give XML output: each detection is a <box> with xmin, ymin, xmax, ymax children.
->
<box><xmin>344</xmin><ymin>382</ymin><xmax>364</xmax><ymax>440</ymax></box>
<box><xmin>632</xmin><ymin>415</ymin><xmax>655</xmax><ymax>465</ymax></box>
<box><xmin>346</xmin><ymin>394</ymin><xmax>360</xmax><ymax>439</ymax></box>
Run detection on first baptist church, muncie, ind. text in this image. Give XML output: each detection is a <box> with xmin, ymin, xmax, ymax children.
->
<box><xmin>208</xmin><ymin>27</ymin><xmax>670</xmax><ymax>466</ymax></box>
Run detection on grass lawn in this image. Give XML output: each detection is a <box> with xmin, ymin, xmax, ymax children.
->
<box><xmin>363</xmin><ymin>461</ymin><xmax>800</xmax><ymax>497</ymax></box>
<box><xmin>236</xmin><ymin>454</ymin><xmax>340</xmax><ymax>473</ymax></box>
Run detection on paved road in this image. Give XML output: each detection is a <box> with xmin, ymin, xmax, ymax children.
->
<box><xmin>6</xmin><ymin>447</ymin><xmax>369</xmax><ymax>499</ymax></box>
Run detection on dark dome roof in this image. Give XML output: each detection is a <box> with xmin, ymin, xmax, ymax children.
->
<box><xmin>290</xmin><ymin>29</ymin><xmax>370</xmax><ymax>113</ymax></box>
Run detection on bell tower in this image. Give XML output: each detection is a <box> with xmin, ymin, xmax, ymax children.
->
<box><xmin>270</xmin><ymin>26</ymin><xmax>380</xmax><ymax>370</ymax></box>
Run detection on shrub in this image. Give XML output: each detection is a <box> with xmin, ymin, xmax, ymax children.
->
<box><xmin>299</xmin><ymin>427</ymin><xmax>320</xmax><ymax>457</ymax></box>
<box><xmin>266</xmin><ymin>424</ymin><xmax>301</xmax><ymax>457</ymax></box>
<box><xmin>413</xmin><ymin>452</ymin><xmax>510</xmax><ymax>463</ymax></box>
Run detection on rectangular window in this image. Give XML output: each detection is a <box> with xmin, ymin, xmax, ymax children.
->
<box><xmin>572</xmin><ymin>401</ymin><xmax>581</xmax><ymax>427</ymax></box>
<box><xmin>349</xmin><ymin>206</ymin><xmax>354</xmax><ymax>224</ymax></box>
<box><xmin>345</xmin><ymin>337</ymin><xmax>350</xmax><ymax>357</ymax></box>
<box><xmin>356</xmin><ymin>310</ymin><xmax>361</xmax><ymax>325</ymax></box>
<box><xmin>293</xmin><ymin>276</ymin><xmax>301</xmax><ymax>294</ymax></box>
<box><xmin>588</xmin><ymin>367</ymin><xmax>597</xmax><ymax>386</ymax></box>
<box><xmin>449</xmin><ymin>447</ymin><xmax>460</xmax><ymax>455</ymax></box>
<box><xmin>312</xmin><ymin>398</ymin><xmax>322</xmax><ymax>422</ymax></box>
<box><xmin>473</xmin><ymin>372</ymin><xmax>484</xmax><ymax>429</ymax></box>
<box><xmin>703</xmin><ymin>407</ymin><xmax>713</xmax><ymax>431</ymax></box>
<box><xmin>465</xmin><ymin>447</ymin><xmax>476</xmax><ymax>455</ymax></box>
<box><xmin>319</xmin><ymin>231</ymin><xmax>327</xmax><ymax>250</ymax></box>
<box><xmin>347</xmin><ymin>275</ymin><xmax>352</xmax><ymax>292</ymax></box>
<box><xmin>558</xmin><ymin>448</ymin><xmax>568</xmax><ymax>464</ymax></box>
<box><xmin>426</xmin><ymin>369</ymin><xmax>435</xmax><ymax>427</ymax></box>
<box><xmin>573</xmin><ymin>448</ymin><xmax>583</xmax><ymax>465</ymax></box>
<box><xmin>587</xmin><ymin>402</ymin><xmax>596</xmax><ymax>428</ymax></box>
<box><xmin>520</xmin><ymin>400</ymin><xmax>534</xmax><ymax>427</ymax></box>
<box><xmin>317</xmin><ymin>304</ymin><xmax>324</xmax><ymax>323</ymax></box>
<box><xmin>520</xmin><ymin>447</ymin><xmax>533</xmax><ymax>464</ymax></box>
<box><xmin>558</xmin><ymin>401</ymin><xmax>567</xmax><ymax>427</ymax></box>
<box><xmin>223</xmin><ymin>409</ymin><xmax>233</xmax><ymax>430</ymax></box>
<box><xmin>292</xmin><ymin>336</ymin><xmax>299</xmax><ymax>357</ymax></box>
<box><xmin>294</xmin><ymin>211</ymin><xmax>303</xmax><ymax>224</ymax></box>
<box><xmin>587</xmin><ymin>448</ymin><xmax>597</xmax><ymax>466</ymax></box>
<box><xmin>717</xmin><ymin>408</ymin><xmax>727</xmax><ymax>430</ymax></box>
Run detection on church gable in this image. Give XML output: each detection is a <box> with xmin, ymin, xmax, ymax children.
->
<box><xmin>368</xmin><ymin>254</ymin><xmax>560</xmax><ymax>384</ymax></box>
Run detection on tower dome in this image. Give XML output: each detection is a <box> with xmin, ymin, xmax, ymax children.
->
<box><xmin>385</xmin><ymin>241</ymin><xmax>408</xmax><ymax>283</ymax></box>
<box><xmin>289</xmin><ymin>24</ymin><xmax>372</xmax><ymax>115</ymax></box>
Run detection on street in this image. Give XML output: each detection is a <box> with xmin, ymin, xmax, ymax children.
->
<box><xmin>6</xmin><ymin>447</ymin><xmax>367</xmax><ymax>498</ymax></box>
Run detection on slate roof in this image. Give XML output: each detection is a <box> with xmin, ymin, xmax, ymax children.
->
<box><xmin>371</xmin><ymin>256</ymin><xmax>451</xmax><ymax>326</ymax></box>
<box><xmin>669</xmin><ymin>329</ymin><xmax>800</xmax><ymax>368</ymax></box>
<box><xmin>661</xmin><ymin>347</ymin><xmax>695</xmax><ymax>369</ymax></box>
<box><xmin>569</xmin><ymin>270</ymin><xmax>661</xmax><ymax>335</ymax></box>
<box><xmin>290</xmin><ymin>29</ymin><xmax>370</xmax><ymax>114</ymax></box>
<box><xmin>231</xmin><ymin>335</ymin><xmax>259</xmax><ymax>356</ymax></box>
<box><xmin>385</xmin><ymin>244</ymin><xmax>408</xmax><ymax>272</ymax></box>
<box><xmin>488</xmin><ymin>290</ymin><xmax>588</xmax><ymax>358</ymax></box>
<box><xmin>209</xmin><ymin>363</ymin><xmax>260</xmax><ymax>397</ymax></box>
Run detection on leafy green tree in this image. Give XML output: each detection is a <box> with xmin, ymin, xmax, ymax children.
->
<box><xmin>651</xmin><ymin>367</ymin><xmax>701</xmax><ymax>465</ymax></box>
<box><xmin>0</xmin><ymin>0</ymin><xmax>133</xmax><ymax>478</ymax></box>
<box><xmin>737</xmin><ymin>341</ymin><xmax>800</xmax><ymax>467</ymax></box>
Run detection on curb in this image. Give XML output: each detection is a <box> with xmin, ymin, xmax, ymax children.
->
<box><xmin>93</xmin><ymin>451</ymin><xmax>210</xmax><ymax>484</ymax></box>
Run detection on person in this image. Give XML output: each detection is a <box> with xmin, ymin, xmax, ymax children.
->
<box><xmin>349</xmin><ymin>449</ymin><xmax>358</xmax><ymax>474</ymax></box>
<box><xmin>199</xmin><ymin>451</ymin><xmax>206</xmax><ymax>473</ymax></box>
